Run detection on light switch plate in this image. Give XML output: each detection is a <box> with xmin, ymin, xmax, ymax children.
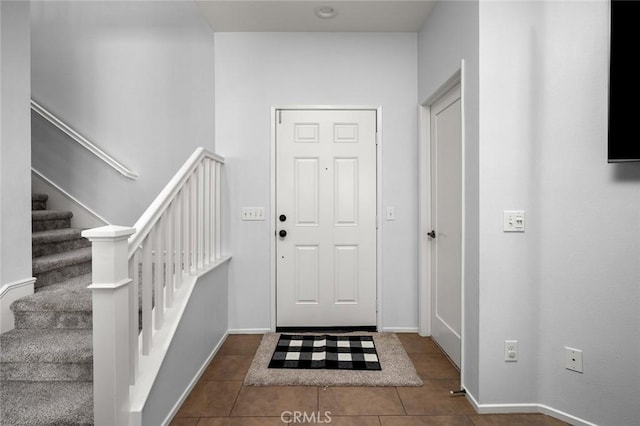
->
<box><xmin>504</xmin><ymin>211</ymin><xmax>525</xmax><ymax>232</ymax></box>
<box><xmin>242</xmin><ymin>207</ymin><xmax>265</xmax><ymax>221</ymax></box>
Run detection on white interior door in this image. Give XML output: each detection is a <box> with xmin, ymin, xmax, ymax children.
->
<box><xmin>276</xmin><ymin>109</ymin><xmax>377</xmax><ymax>328</ymax></box>
<box><xmin>430</xmin><ymin>85</ymin><xmax>462</xmax><ymax>367</ymax></box>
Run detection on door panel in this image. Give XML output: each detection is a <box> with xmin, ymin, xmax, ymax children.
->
<box><xmin>431</xmin><ymin>86</ymin><xmax>462</xmax><ymax>367</ymax></box>
<box><xmin>276</xmin><ymin>110</ymin><xmax>377</xmax><ymax>327</ymax></box>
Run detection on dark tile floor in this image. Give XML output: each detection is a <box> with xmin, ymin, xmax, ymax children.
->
<box><xmin>171</xmin><ymin>334</ymin><xmax>567</xmax><ymax>425</ymax></box>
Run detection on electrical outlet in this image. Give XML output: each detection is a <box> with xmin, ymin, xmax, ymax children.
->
<box><xmin>505</xmin><ymin>340</ymin><xmax>518</xmax><ymax>362</ymax></box>
<box><xmin>386</xmin><ymin>207</ymin><xmax>395</xmax><ymax>221</ymax></box>
<box><xmin>565</xmin><ymin>347</ymin><xmax>583</xmax><ymax>373</ymax></box>
<box><xmin>504</xmin><ymin>211</ymin><xmax>525</xmax><ymax>232</ymax></box>
<box><xmin>242</xmin><ymin>207</ymin><xmax>265</xmax><ymax>221</ymax></box>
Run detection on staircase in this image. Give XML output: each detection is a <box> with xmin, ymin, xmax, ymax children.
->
<box><xmin>0</xmin><ymin>194</ymin><xmax>94</xmax><ymax>425</ymax></box>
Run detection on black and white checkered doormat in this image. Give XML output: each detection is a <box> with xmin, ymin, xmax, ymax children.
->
<box><xmin>268</xmin><ymin>335</ymin><xmax>381</xmax><ymax>370</ymax></box>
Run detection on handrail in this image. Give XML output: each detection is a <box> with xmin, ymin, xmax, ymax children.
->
<box><xmin>31</xmin><ymin>99</ymin><xmax>139</xmax><ymax>180</ymax></box>
<box><xmin>84</xmin><ymin>147</ymin><xmax>226</xmax><ymax>424</ymax></box>
<box><xmin>128</xmin><ymin>147</ymin><xmax>224</xmax><ymax>258</ymax></box>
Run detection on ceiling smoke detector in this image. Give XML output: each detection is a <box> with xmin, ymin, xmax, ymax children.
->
<box><xmin>315</xmin><ymin>6</ymin><xmax>338</xmax><ymax>19</ymax></box>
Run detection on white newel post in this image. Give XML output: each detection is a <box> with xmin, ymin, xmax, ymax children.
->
<box><xmin>82</xmin><ymin>225</ymin><xmax>136</xmax><ymax>426</ymax></box>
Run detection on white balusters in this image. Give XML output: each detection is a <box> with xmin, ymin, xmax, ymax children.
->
<box><xmin>175</xmin><ymin>189</ymin><xmax>183</xmax><ymax>289</ymax></box>
<box><xmin>204</xmin><ymin>159</ymin><xmax>211</xmax><ymax>266</ymax></box>
<box><xmin>165</xmin><ymin>202</ymin><xmax>174</xmax><ymax>308</ymax></box>
<box><xmin>153</xmin><ymin>220</ymin><xmax>164</xmax><ymax>330</ymax></box>
<box><xmin>190</xmin><ymin>175</ymin><xmax>197</xmax><ymax>274</ymax></box>
<box><xmin>215</xmin><ymin>161</ymin><xmax>222</xmax><ymax>258</ymax></box>
<box><xmin>141</xmin><ymin>236</ymin><xmax>153</xmax><ymax>355</ymax></box>
<box><xmin>129</xmin><ymin>248</ymin><xmax>140</xmax><ymax>383</ymax></box>
<box><xmin>88</xmin><ymin>149</ymin><xmax>225</xmax><ymax>423</ymax></box>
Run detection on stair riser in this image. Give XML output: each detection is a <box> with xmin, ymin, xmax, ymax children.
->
<box><xmin>32</xmin><ymin>218</ymin><xmax>72</xmax><ymax>232</ymax></box>
<box><xmin>14</xmin><ymin>311</ymin><xmax>92</xmax><ymax>330</ymax></box>
<box><xmin>32</xmin><ymin>200</ymin><xmax>47</xmax><ymax>211</ymax></box>
<box><xmin>33</xmin><ymin>238</ymin><xmax>91</xmax><ymax>258</ymax></box>
<box><xmin>1</xmin><ymin>362</ymin><xmax>92</xmax><ymax>382</ymax></box>
<box><xmin>35</xmin><ymin>262</ymin><xmax>92</xmax><ymax>289</ymax></box>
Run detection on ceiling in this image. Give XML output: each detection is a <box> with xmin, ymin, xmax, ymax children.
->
<box><xmin>196</xmin><ymin>0</ymin><xmax>437</xmax><ymax>32</ymax></box>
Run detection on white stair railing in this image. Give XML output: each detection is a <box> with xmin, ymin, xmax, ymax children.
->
<box><xmin>83</xmin><ymin>147</ymin><xmax>226</xmax><ymax>426</ymax></box>
<box><xmin>31</xmin><ymin>99</ymin><xmax>138</xmax><ymax>180</ymax></box>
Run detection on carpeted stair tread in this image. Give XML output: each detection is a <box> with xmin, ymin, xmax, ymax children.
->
<box><xmin>32</xmin><ymin>193</ymin><xmax>49</xmax><ymax>202</ymax></box>
<box><xmin>32</xmin><ymin>210</ymin><xmax>73</xmax><ymax>221</ymax></box>
<box><xmin>32</xmin><ymin>246</ymin><xmax>92</xmax><ymax>275</ymax></box>
<box><xmin>0</xmin><ymin>381</ymin><xmax>93</xmax><ymax>425</ymax></box>
<box><xmin>11</xmin><ymin>275</ymin><xmax>92</xmax><ymax>329</ymax></box>
<box><xmin>11</xmin><ymin>282</ymin><xmax>91</xmax><ymax>313</ymax></box>
<box><xmin>0</xmin><ymin>329</ymin><xmax>92</xmax><ymax>363</ymax></box>
<box><xmin>32</xmin><ymin>228</ymin><xmax>91</xmax><ymax>258</ymax></box>
<box><xmin>32</xmin><ymin>228</ymin><xmax>85</xmax><ymax>245</ymax></box>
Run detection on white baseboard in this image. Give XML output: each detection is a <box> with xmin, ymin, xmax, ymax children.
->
<box><xmin>0</xmin><ymin>277</ymin><xmax>35</xmax><ymax>333</ymax></box>
<box><xmin>228</xmin><ymin>328</ymin><xmax>270</xmax><ymax>334</ymax></box>
<box><xmin>381</xmin><ymin>327</ymin><xmax>419</xmax><ymax>333</ymax></box>
<box><xmin>162</xmin><ymin>330</ymin><xmax>229</xmax><ymax>426</ymax></box>
<box><xmin>465</xmin><ymin>389</ymin><xmax>598</xmax><ymax>426</ymax></box>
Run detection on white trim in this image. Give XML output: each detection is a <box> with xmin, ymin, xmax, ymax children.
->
<box><xmin>31</xmin><ymin>99</ymin><xmax>138</xmax><ymax>180</ymax></box>
<box><xmin>0</xmin><ymin>277</ymin><xmax>35</xmax><ymax>298</ymax></box>
<box><xmin>32</xmin><ymin>168</ymin><xmax>110</xmax><ymax>226</ymax></box>
<box><xmin>270</xmin><ymin>105</ymin><xmax>382</xmax><ymax>331</ymax></box>
<box><xmin>418</xmin><ymin>103</ymin><xmax>431</xmax><ymax>337</ymax></box>
<box><xmin>160</xmin><ymin>330</ymin><xmax>229</xmax><ymax>426</ymax></box>
<box><xmin>270</xmin><ymin>107</ymin><xmax>277</xmax><ymax>332</ymax></box>
<box><xmin>228</xmin><ymin>328</ymin><xmax>271</xmax><ymax>335</ymax></box>
<box><xmin>382</xmin><ymin>327</ymin><xmax>419</xmax><ymax>333</ymax></box>
<box><xmin>418</xmin><ymin>62</ymin><xmax>466</xmax><ymax>383</ymax></box>
<box><xmin>375</xmin><ymin>106</ymin><xmax>383</xmax><ymax>332</ymax></box>
<box><xmin>0</xmin><ymin>277</ymin><xmax>36</xmax><ymax>333</ymax></box>
<box><xmin>465</xmin><ymin>390</ymin><xmax>599</xmax><ymax>426</ymax></box>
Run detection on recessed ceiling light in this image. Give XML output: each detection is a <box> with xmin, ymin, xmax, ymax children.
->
<box><xmin>315</xmin><ymin>6</ymin><xmax>338</xmax><ymax>20</ymax></box>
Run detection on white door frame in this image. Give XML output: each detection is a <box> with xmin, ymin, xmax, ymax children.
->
<box><xmin>418</xmin><ymin>62</ymin><xmax>466</xmax><ymax>381</ymax></box>
<box><xmin>270</xmin><ymin>105</ymin><xmax>383</xmax><ymax>332</ymax></box>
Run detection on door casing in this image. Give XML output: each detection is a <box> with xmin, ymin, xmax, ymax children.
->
<box><xmin>270</xmin><ymin>105</ymin><xmax>382</xmax><ymax>332</ymax></box>
<box><xmin>418</xmin><ymin>62</ymin><xmax>466</xmax><ymax>385</ymax></box>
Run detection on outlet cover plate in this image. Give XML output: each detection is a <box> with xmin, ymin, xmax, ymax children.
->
<box><xmin>505</xmin><ymin>340</ymin><xmax>518</xmax><ymax>362</ymax></box>
<box><xmin>565</xmin><ymin>347</ymin><xmax>583</xmax><ymax>373</ymax></box>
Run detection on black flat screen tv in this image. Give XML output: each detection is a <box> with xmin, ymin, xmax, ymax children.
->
<box><xmin>608</xmin><ymin>0</ymin><xmax>640</xmax><ymax>162</ymax></box>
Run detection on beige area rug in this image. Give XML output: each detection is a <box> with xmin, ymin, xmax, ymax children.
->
<box><xmin>244</xmin><ymin>332</ymin><xmax>423</xmax><ymax>387</ymax></box>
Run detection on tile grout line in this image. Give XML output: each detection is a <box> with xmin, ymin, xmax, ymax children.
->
<box><xmin>394</xmin><ymin>386</ymin><xmax>409</xmax><ymax>416</ymax></box>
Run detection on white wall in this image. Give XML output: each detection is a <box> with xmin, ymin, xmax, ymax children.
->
<box><xmin>479</xmin><ymin>1</ymin><xmax>640</xmax><ymax>424</ymax></box>
<box><xmin>215</xmin><ymin>33</ymin><xmax>418</xmax><ymax>332</ymax></box>
<box><xmin>0</xmin><ymin>0</ymin><xmax>33</xmax><ymax>332</ymax></box>
<box><xmin>417</xmin><ymin>0</ymin><xmax>480</xmax><ymax>398</ymax></box>
<box><xmin>30</xmin><ymin>1</ymin><xmax>216</xmax><ymax>226</ymax></box>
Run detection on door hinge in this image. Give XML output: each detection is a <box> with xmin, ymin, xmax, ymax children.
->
<box><xmin>278</xmin><ymin>110</ymin><xmax>282</xmax><ymax>124</ymax></box>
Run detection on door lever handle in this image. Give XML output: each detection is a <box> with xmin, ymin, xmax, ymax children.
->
<box><xmin>427</xmin><ymin>230</ymin><xmax>436</xmax><ymax>239</ymax></box>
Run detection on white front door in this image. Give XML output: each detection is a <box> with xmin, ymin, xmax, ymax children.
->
<box><xmin>430</xmin><ymin>85</ymin><xmax>462</xmax><ymax>367</ymax></box>
<box><xmin>276</xmin><ymin>109</ymin><xmax>377</xmax><ymax>328</ymax></box>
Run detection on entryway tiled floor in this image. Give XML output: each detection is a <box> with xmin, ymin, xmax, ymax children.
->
<box><xmin>171</xmin><ymin>334</ymin><xmax>567</xmax><ymax>425</ymax></box>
